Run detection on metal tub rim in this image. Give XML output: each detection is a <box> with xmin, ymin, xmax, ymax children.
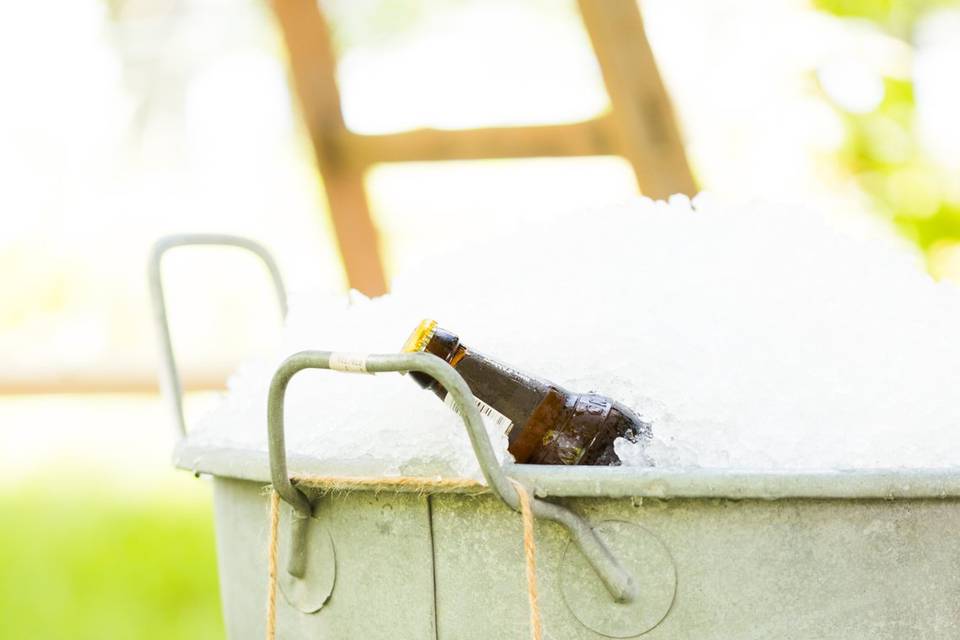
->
<box><xmin>174</xmin><ymin>440</ymin><xmax>960</xmax><ymax>501</ymax></box>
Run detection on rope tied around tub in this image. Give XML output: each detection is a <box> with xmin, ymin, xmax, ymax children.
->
<box><xmin>265</xmin><ymin>490</ymin><xmax>281</xmax><ymax>640</ymax></box>
<box><xmin>264</xmin><ymin>475</ymin><xmax>543</xmax><ymax>640</ymax></box>
<box><xmin>508</xmin><ymin>477</ymin><xmax>544</xmax><ymax>640</ymax></box>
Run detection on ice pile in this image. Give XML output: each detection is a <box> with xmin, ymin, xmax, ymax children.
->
<box><xmin>188</xmin><ymin>195</ymin><xmax>960</xmax><ymax>477</ymax></box>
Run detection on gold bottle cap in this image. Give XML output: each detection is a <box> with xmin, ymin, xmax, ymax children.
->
<box><xmin>402</xmin><ymin>319</ymin><xmax>438</xmax><ymax>353</ymax></box>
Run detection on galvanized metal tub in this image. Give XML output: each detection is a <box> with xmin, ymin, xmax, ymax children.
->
<box><xmin>152</xmin><ymin>236</ymin><xmax>960</xmax><ymax>639</ymax></box>
<box><xmin>174</xmin><ymin>442</ymin><xmax>960</xmax><ymax>639</ymax></box>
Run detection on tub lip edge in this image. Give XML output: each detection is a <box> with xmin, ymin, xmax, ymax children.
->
<box><xmin>173</xmin><ymin>441</ymin><xmax>960</xmax><ymax>499</ymax></box>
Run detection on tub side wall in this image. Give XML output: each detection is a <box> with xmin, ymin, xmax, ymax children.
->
<box><xmin>431</xmin><ymin>494</ymin><xmax>960</xmax><ymax>639</ymax></box>
<box><xmin>212</xmin><ymin>477</ymin><xmax>437</xmax><ymax>640</ymax></box>
<box><xmin>209</xmin><ymin>475</ymin><xmax>960</xmax><ymax>639</ymax></box>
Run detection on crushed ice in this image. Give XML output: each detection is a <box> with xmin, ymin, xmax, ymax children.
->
<box><xmin>187</xmin><ymin>195</ymin><xmax>960</xmax><ymax>477</ymax></box>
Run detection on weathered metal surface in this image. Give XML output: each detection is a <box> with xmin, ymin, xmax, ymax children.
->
<box><xmin>212</xmin><ymin>477</ymin><xmax>436</xmax><ymax>639</ymax></box>
<box><xmin>209</xmin><ymin>472</ymin><xmax>960</xmax><ymax>639</ymax></box>
<box><xmin>430</xmin><ymin>492</ymin><xmax>960</xmax><ymax>639</ymax></box>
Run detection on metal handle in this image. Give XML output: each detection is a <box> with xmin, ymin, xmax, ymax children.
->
<box><xmin>148</xmin><ymin>234</ymin><xmax>288</xmax><ymax>439</ymax></box>
<box><xmin>267</xmin><ymin>350</ymin><xmax>638</xmax><ymax>603</ymax></box>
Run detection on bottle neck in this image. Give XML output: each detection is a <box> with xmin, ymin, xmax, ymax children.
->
<box><xmin>409</xmin><ymin>327</ymin><xmax>463</xmax><ymax>391</ymax></box>
<box><xmin>412</xmin><ymin>327</ymin><xmax>555</xmax><ymax>432</ymax></box>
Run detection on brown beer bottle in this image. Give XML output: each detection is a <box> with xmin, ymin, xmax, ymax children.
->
<box><xmin>402</xmin><ymin>320</ymin><xmax>651</xmax><ymax>466</ymax></box>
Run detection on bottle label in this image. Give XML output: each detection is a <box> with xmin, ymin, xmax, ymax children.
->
<box><xmin>444</xmin><ymin>393</ymin><xmax>513</xmax><ymax>433</ymax></box>
<box><xmin>328</xmin><ymin>352</ymin><xmax>371</xmax><ymax>374</ymax></box>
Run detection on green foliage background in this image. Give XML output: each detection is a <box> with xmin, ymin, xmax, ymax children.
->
<box><xmin>815</xmin><ymin>0</ymin><xmax>960</xmax><ymax>252</ymax></box>
<box><xmin>0</xmin><ymin>475</ymin><xmax>223</xmax><ymax>639</ymax></box>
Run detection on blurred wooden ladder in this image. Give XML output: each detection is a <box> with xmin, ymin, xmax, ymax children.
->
<box><xmin>269</xmin><ymin>0</ymin><xmax>695</xmax><ymax>296</ymax></box>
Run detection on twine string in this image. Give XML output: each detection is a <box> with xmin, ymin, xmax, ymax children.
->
<box><xmin>264</xmin><ymin>475</ymin><xmax>542</xmax><ymax>640</ymax></box>
<box><xmin>508</xmin><ymin>477</ymin><xmax>543</xmax><ymax>640</ymax></box>
<box><xmin>293</xmin><ymin>474</ymin><xmax>486</xmax><ymax>494</ymax></box>
<box><xmin>266</xmin><ymin>490</ymin><xmax>281</xmax><ymax>640</ymax></box>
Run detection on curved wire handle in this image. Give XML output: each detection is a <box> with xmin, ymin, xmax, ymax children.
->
<box><xmin>148</xmin><ymin>234</ymin><xmax>288</xmax><ymax>438</ymax></box>
<box><xmin>267</xmin><ymin>350</ymin><xmax>638</xmax><ymax>604</ymax></box>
